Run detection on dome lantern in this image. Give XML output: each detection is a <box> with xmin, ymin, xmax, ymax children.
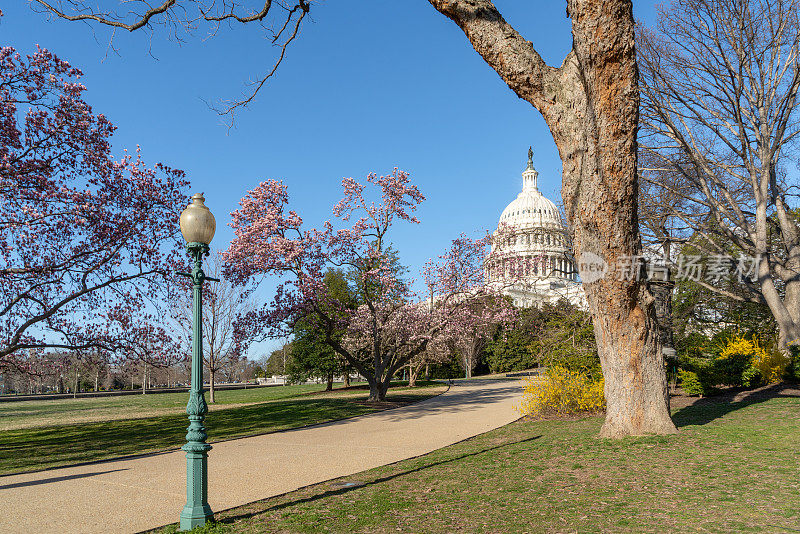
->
<box><xmin>522</xmin><ymin>146</ymin><xmax>539</xmax><ymax>191</ymax></box>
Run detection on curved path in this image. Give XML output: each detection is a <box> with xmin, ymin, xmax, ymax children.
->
<box><xmin>0</xmin><ymin>378</ymin><xmax>522</xmax><ymax>534</ymax></box>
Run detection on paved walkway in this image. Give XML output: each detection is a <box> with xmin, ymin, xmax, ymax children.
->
<box><xmin>0</xmin><ymin>378</ymin><xmax>523</xmax><ymax>533</ymax></box>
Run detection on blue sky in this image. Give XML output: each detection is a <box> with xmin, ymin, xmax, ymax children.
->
<box><xmin>3</xmin><ymin>1</ymin><xmax>659</xmax><ymax>357</ymax></box>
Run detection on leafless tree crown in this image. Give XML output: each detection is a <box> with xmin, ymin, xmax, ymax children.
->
<box><xmin>638</xmin><ymin>0</ymin><xmax>800</xmax><ymax>347</ymax></box>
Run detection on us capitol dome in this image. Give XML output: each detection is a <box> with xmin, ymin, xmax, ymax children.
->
<box><xmin>487</xmin><ymin>147</ymin><xmax>586</xmax><ymax>308</ymax></box>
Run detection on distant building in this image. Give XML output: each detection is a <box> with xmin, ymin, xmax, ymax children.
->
<box><xmin>487</xmin><ymin>148</ymin><xmax>586</xmax><ymax>308</ymax></box>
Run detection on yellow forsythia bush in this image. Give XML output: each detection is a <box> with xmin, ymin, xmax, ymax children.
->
<box><xmin>750</xmin><ymin>342</ymin><xmax>789</xmax><ymax>384</ymax></box>
<box><xmin>517</xmin><ymin>366</ymin><xmax>605</xmax><ymax>416</ymax></box>
<box><xmin>719</xmin><ymin>335</ymin><xmax>788</xmax><ymax>385</ymax></box>
<box><xmin>719</xmin><ymin>335</ymin><xmax>763</xmax><ymax>361</ymax></box>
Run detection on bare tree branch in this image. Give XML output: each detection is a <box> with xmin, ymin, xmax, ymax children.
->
<box><xmin>29</xmin><ymin>0</ymin><xmax>312</xmax><ymax>118</ymax></box>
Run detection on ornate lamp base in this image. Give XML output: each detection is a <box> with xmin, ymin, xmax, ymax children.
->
<box><xmin>179</xmin><ymin>448</ymin><xmax>213</xmax><ymax>530</ymax></box>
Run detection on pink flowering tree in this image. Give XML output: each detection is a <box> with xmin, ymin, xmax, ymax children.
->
<box><xmin>0</xmin><ymin>44</ymin><xmax>189</xmax><ymax>371</ymax></box>
<box><xmin>225</xmin><ymin>169</ymin><xmax>429</xmax><ymax>401</ymax></box>
<box><xmin>226</xmin><ymin>176</ymin><xmax>516</xmax><ymax>401</ymax></box>
<box><xmin>423</xmin><ymin>234</ymin><xmax>516</xmax><ymax>379</ymax></box>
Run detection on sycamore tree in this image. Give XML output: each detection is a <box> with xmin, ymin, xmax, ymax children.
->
<box><xmin>0</xmin><ymin>43</ymin><xmax>189</xmax><ymax>371</ymax></box>
<box><xmin>638</xmin><ymin>0</ymin><xmax>800</xmax><ymax>351</ymax></box>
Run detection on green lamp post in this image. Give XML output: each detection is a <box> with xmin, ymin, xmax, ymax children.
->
<box><xmin>178</xmin><ymin>193</ymin><xmax>216</xmax><ymax>530</ymax></box>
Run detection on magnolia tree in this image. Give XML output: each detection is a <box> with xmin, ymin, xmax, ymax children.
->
<box><xmin>225</xmin><ymin>170</ymin><xmax>514</xmax><ymax>401</ymax></box>
<box><xmin>423</xmin><ymin>235</ymin><xmax>516</xmax><ymax>379</ymax></box>
<box><xmin>225</xmin><ymin>170</ymin><xmax>423</xmax><ymax>401</ymax></box>
<box><xmin>0</xmin><ymin>45</ymin><xmax>189</xmax><ymax>371</ymax></box>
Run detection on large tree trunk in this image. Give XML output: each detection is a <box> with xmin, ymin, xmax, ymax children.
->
<box><xmin>429</xmin><ymin>0</ymin><xmax>676</xmax><ymax>436</ymax></box>
<box><xmin>783</xmin><ymin>265</ymin><xmax>800</xmax><ymax>349</ymax></box>
<box><xmin>557</xmin><ymin>2</ymin><xmax>675</xmax><ymax>437</ymax></box>
<box><xmin>325</xmin><ymin>372</ymin><xmax>333</xmax><ymax>391</ymax></box>
<box><xmin>343</xmin><ymin>372</ymin><xmax>350</xmax><ymax>388</ymax></box>
<box><xmin>769</xmin><ymin>297</ymin><xmax>800</xmax><ymax>352</ymax></box>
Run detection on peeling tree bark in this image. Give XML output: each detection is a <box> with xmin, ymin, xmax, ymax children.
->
<box><xmin>428</xmin><ymin>0</ymin><xmax>676</xmax><ymax>436</ymax></box>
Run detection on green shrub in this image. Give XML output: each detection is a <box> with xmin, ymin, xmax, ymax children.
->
<box><xmin>675</xmin><ymin>331</ymin><xmax>709</xmax><ymax>360</ymax></box>
<box><xmin>678</xmin><ymin>355</ymin><xmax>717</xmax><ymax>393</ymax></box>
<box><xmin>717</xmin><ymin>335</ymin><xmax>788</xmax><ymax>387</ymax></box>
<box><xmin>426</xmin><ymin>359</ymin><xmax>463</xmax><ymax>379</ymax></box>
<box><xmin>786</xmin><ymin>344</ymin><xmax>800</xmax><ymax>382</ymax></box>
<box><xmin>484</xmin><ymin>341</ymin><xmax>537</xmax><ymax>373</ymax></box>
<box><xmin>741</xmin><ymin>366</ymin><xmax>761</xmax><ymax>388</ymax></box>
<box><xmin>484</xmin><ymin>300</ymin><xmax>597</xmax><ymax>374</ymax></box>
<box><xmin>679</xmin><ymin>335</ymin><xmax>790</xmax><ymax>391</ymax></box>
<box><xmin>714</xmin><ymin>350</ymin><xmax>752</xmax><ymax>386</ymax></box>
<box><xmin>678</xmin><ymin>369</ymin><xmax>708</xmax><ymax>396</ymax></box>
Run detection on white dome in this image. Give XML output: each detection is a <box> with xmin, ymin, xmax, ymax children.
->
<box><xmin>499</xmin><ymin>189</ymin><xmax>561</xmax><ymax>228</ymax></box>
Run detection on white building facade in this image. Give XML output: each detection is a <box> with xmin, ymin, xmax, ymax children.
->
<box><xmin>487</xmin><ymin>148</ymin><xmax>586</xmax><ymax>309</ymax></box>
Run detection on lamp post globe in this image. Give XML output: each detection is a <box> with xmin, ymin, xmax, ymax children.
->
<box><xmin>178</xmin><ymin>192</ymin><xmax>215</xmax><ymax>530</ymax></box>
<box><xmin>180</xmin><ymin>193</ymin><xmax>216</xmax><ymax>246</ymax></box>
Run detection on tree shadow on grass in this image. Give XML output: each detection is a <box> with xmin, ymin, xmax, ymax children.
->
<box><xmin>0</xmin><ymin>397</ymin><xmax>399</xmax><ymax>475</ymax></box>
<box><xmin>672</xmin><ymin>382</ymin><xmax>800</xmax><ymax>428</ymax></box>
<box><xmin>215</xmin><ymin>434</ymin><xmax>541</xmax><ymax>526</ymax></box>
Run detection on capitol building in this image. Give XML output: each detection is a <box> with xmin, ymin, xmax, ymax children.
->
<box><xmin>487</xmin><ymin>148</ymin><xmax>586</xmax><ymax>309</ymax></box>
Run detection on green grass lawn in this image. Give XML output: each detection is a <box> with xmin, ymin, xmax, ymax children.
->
<box><xmin>0</xmin><ymin>384</ymin><xmax>333</xmax><ymax>430</ymax></box>
<box><xmin>161</xmin><ymin>385</ymin><xmax>800</xmax><ymax>534</ymax></box>
<box><xmin>0</xmin><ymin>382</ymin><xmax>445</xmax><ymax>475</ymax></box>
